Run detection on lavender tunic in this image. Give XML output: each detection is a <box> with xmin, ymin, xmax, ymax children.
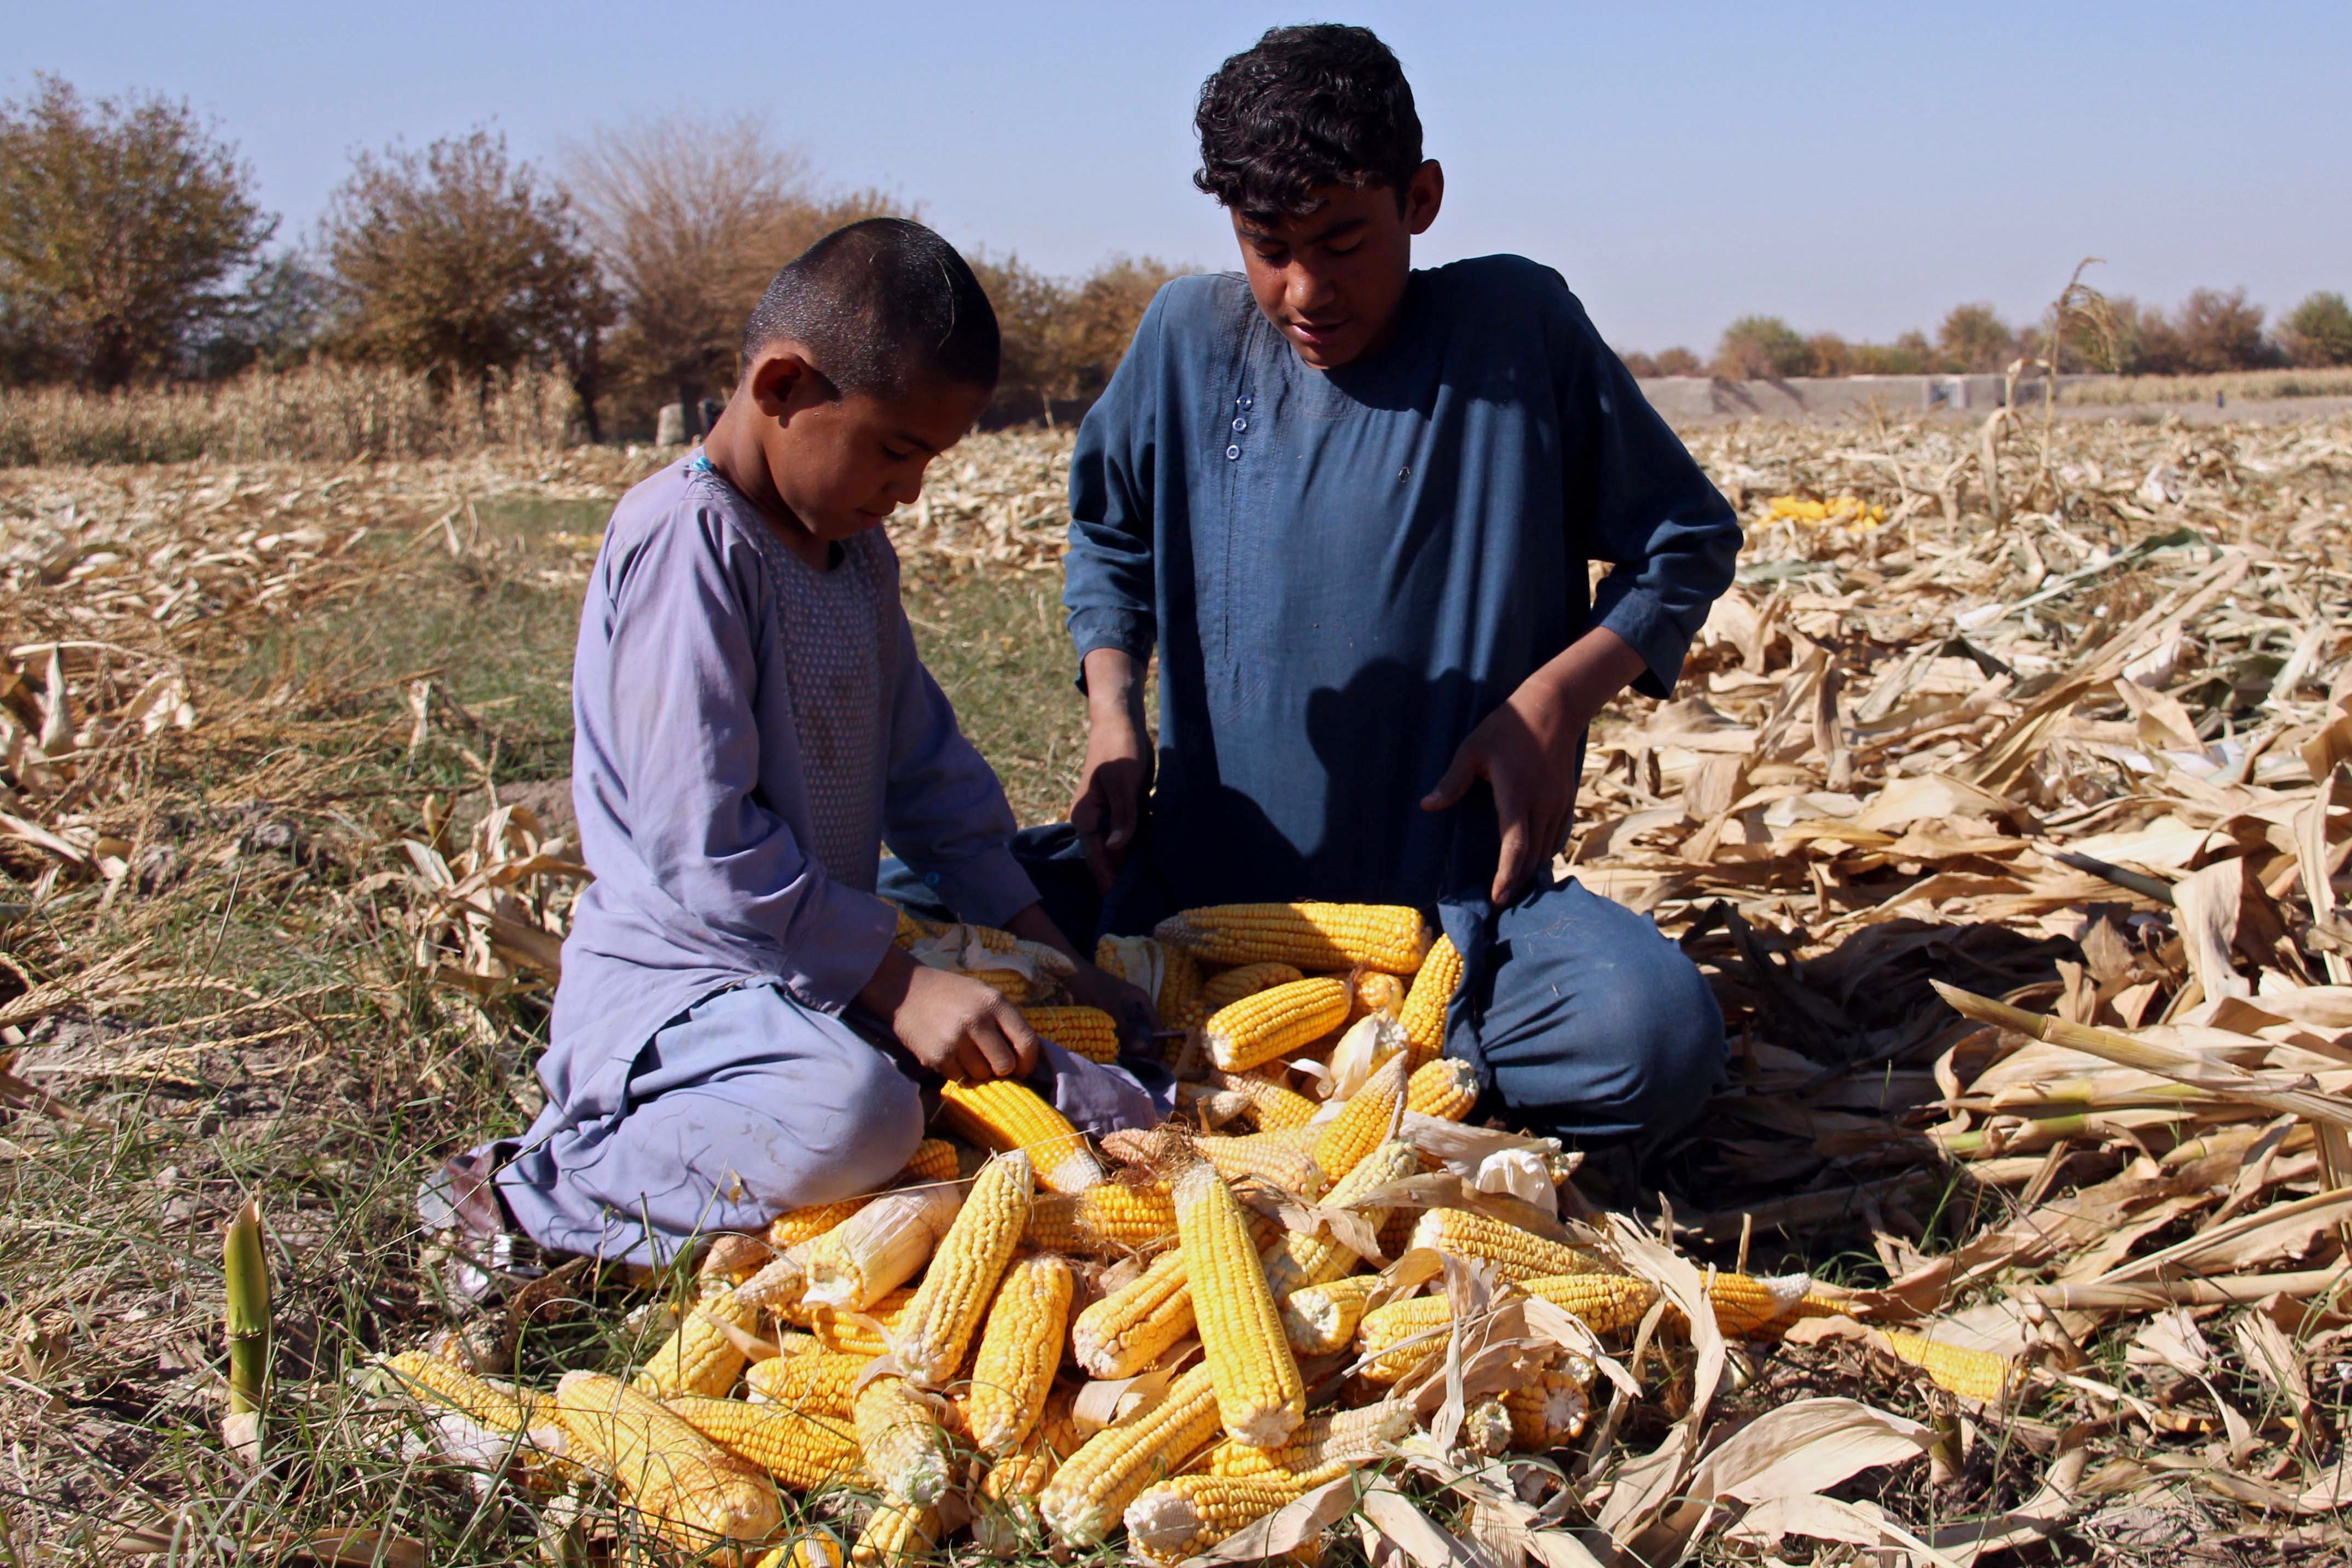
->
<box><xmin>545</xmin><ymin>456</ymin><xmax>1039</xmax><ymax>1125</ymax></box>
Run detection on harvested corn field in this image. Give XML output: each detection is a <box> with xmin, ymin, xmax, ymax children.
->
<box><xmin>3</xmin><ymin>411</ymin><xmax>2352</xmax><ymax>1564</ymax></box>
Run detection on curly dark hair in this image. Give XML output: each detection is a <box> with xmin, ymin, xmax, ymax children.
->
<box><xmin>1193</xmin><ymin>24</ymin><xmax>1424</xmax><ymax>221</ymax></box>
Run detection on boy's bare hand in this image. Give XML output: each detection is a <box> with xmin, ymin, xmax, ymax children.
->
<box><xmin>1421</xmin><ymin>627</ymin><xmax>1647</xmax><ymax>906</ymax></box>
<box><xmin>860</xmin><ymin>946</ymin><xmax>1041</xmax><ymax>1084</ymax></box>
<box><xmin>1072</xmin><ymin>649</ymin><xmax>1152</xmax><ymax>890</ymax></box>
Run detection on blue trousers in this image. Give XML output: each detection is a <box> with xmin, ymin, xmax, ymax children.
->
<box><xmin>883</xmin><ymin>829</ymin><xmax>1726</xmax><ymax>1149</ymax></box>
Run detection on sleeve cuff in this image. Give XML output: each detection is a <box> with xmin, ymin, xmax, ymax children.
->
<box><xmin>784</xmin><ymin>884</ymin><xmax>899</xmax><ymax>1014</ymax></box>
<box><xmin>1068</xmin><ymin>607</ymin><xmax>1156</xmax><ymax>690</ymax></box>
<box><xmin>1592</xmin><ymin>580</ymin><xmax>1690</xmax><ymax>701</ymax></box>
<box><xmin>919</xmin><ymin>842</ymin><xmax>1041</xmax><ymax>930</ymax></box>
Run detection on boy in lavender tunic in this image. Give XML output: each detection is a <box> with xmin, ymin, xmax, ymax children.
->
<box><xmin>458</xmin><ymin>221</ymin><xmax>1159</xmax><ymax>1271</ymax></box>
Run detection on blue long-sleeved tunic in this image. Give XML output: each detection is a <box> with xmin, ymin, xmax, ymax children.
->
<box><xmin>1063</xmin><ymin>257</ymin><xmax>1742</xmax><ymax>912</ymax></box>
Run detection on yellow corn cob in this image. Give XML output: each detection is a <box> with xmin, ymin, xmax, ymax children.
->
<box><xmin>1196</xmin><ymin>1130</ymin><xmax>1327</xmax><ymax>1198</ymax></box>
<box><xmin>1020</xmin><ymin>1004</ymin><xmax>1122</xmax><ymax>1064</ymax></box>
<box><xmin>1278</xmin><ymin>1274</ymin><xmax>1383</xmax><ymax>1356</ymax></box>
<box><xmin>700</xmin><ymin>1233</ymin><xmax>777</xmax><ymax>1285</ymax></box>
<box><xmin>1883</xmin><ymin>1331</ymin><xmax>2016</xmax><ymax>1402</ymax></box>
<box><xmin>975</xmin><ymin>1381</ymin><xmax>1079</xmax><ymax>1553</ymax></box>
<box><xmin>382</xmin><ymin>1349</ymin><xmax>534</xmax><ymax>1436</ymax></box>
<box><xmin>1347</xmin><ymin>971</ymin><xmax>1407</xmax><ymax>1023</ymax></box>
<box><xmin>1684</xmin><ymin>1271</ymin><xmax>1813</xmax><ymax>1338</ymax></box>
<box><xmin>852</xmin><ymin>1376</ymin><xmax>955</xmax><ymax>1506</ymax></box>
<box><xmin>892</xmin><ymin>907</ymin><xmax>926</xmax><ymax>947</ymax></box>
<box><xmin>1309</xmin><ymin>1052</ymin><xmax>1409</xmax><ymax>1185</ymax></box>
<box><xmin>1023</xmin><ymin>1179</ymin><xmax>1177</xmax><ymax>1253</ymax></box>
<box><xmin>1409</xmin><ymin>1208</ymin><xmax>1603</xmax><ymax>1282</ymax></box>
<box><xmin>1405</xmin><ymin>1056</ymin><xmax>1477</xmax><ymax>1121</ymax></box>
<box><xmin>915</xmin><ymin>918</ymin><xmax>1076</xmax><ymax>976</ymax></box>
<box><xmin>634</xmin><ymin>1282</ymin><xmax>760</xmax><ymax>1400</ymax></box>
<box><xmin>1125</xmin><ymin>1465</ymin><xmax>1350</xmax><ymax>1564</ymax></box>
<box><xmin>752</xmin><ymin>1534</ymin><xmax>847</xmax><ymax>1568</ymax></box>
<box><xmin>1071</xmin><ymin>1246</ymin><xmax>1194</xmax><ymax>1379</ymax></box>
<box><xmin>1157</xmin><ymin>943</ymin><xmax>1206</xmax><ymax>1032</ymax></box>
<box><xmin>1461</xmin><ymin>1397</ymin><xmax>1516</xmax><ymax>1456</ymax></box>
<box><xmin>794</xmin><ymin>1288</ymin><xmax>914</xmax><ymax>1357</ymax></box>
<box><xmin>744</xmin><ymin>1349</ymin><xmax>868</xmax><ymax>1417</ymax></box>
<box><xmin>1172</xmin><ymin>903</ymin><xmax>1431</xmax><ymax>974</ymax></box>
<box><xmin>1038</xmin><ymin>1362</ymin><xmax>1223</xmax><ymax>1546</ymax></box>
<box><xmin>736</xmin><ymin>1252</ymin><xmax>808</xmax><ymax>1315</ymax></box>
<box><xmin>967</xmin><ymin>1253</ymin><xmax>1072</xmax><ymax>1454</ymax></box>
<box><xmin>850</xmin><ymin>1498</ymin><xmax>939</xmax><ymax>1568</ymax></box>
<box><xmin>1398</xmin><ymin>935</ymin><xmax>1461</xmax><ymax>1068</ymax></box>
<box><xmin>553</xmin><ymin>1371</ymin><xmax>782</xmax><ymax>1552</ymax></box>
<box><xmin>1206</xmin><ymin>1401</ymin><xmax>1413</xmax><ymax>1477</ymax></box>
<box><xmin>666</xmin><ymin>1394</ymin><xmax>867</xmax><ymax>1492</ymax></box>
<box><xmin>1209</xmin><ymin>1070</ymin><xmax>1321</xmax><ymax>1133</ymax></box>
<box><xmin>768</xmin><ymin>1196</ymin><xmax>872</xmax><ymax>1251</ymax></box>
<box><xmin>1376</xmin><ymin>1208</ymin><xmax>1415</xmax><ymax>1260</ymax></box>
<box><xmin>1175</xmin><ymin>1159</ymin><xmax>1305</xmax><ymax>1448</ymax></box>
<box><xmin>1201</xmin><ymin>961</ymin><xmax>1307</xmax><ymax>1014</ymax></box>
<box><xmin>1502</xmin><ymin>1366</ymin><xmax>1591</xmax><ymax>1450</ymax></box>
<box><xmin>899</xmin><ymin>1138</ymin><xmax>960</xmax><ymax>1186</ymax></box>
<box><xmin>889</xmin><ymin>1152</ymin><xmax>1031</xmax><ymax>1386</ymax></box>
<box><xmin>972</xmin><ymin>968</ymin><xmax>1036</xmax><ymax>1003</ymax></box>
<box><xmin>1260</xmin><ymin>1138</ymin><xmax>1419</xmax><ymax>1299</ymax></box>
<box><xmin>1203</xmin><ymin>977</ymin><xmax>1353</xmax><ymax>1073</ymax></box>
<box><xmin>804</xmin><ymin>1184</ymin><xmax>963</xmax><ymax>1311</ymax></box>
<box><xmin>937</xmin><ymin>1077</ymin><xmax>1106</xmax><ymax>1195</ymax></box>
<box><xmin>1355</xmin><ymin>1275</ymin><xmax>1652</xmax><ymax>1382</ymax></box>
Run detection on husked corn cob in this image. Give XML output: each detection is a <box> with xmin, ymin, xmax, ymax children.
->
<box><xmin>1689</xmin><ymin>1271</ymin><xmax>1812</xmax><ymax>1338</ymax></box>
<box><xmin>736</xmin><ymin>1252</ymin><xmax>808</xmax><ymax>1314</ymax></box>
<box><xmin>938</xmin><ymin>1078</ymin><xmax>1106</xmax><ymax>1194</ymax></box>
<box><xmin>768</xmin><ymin>1196</ymin><xmax>872</xmax><ymax>1251</ymax></box>
<box><xmin>1409</xmin><ymin>1208</ymin><xmax>1603</xmax><ymax>1282</ymax></box>
<box><xmin>1158</xmin><ymin>944</ymin><xmax>1206</xmax><ymax>1033</ymax></box>
<box><xmin>850</xmin><ymin>1499</ymin><xmax>940</xmax><ymax>1568</ymax></box>
<box><xmin>1354</xmin><ymin>1275</ymin><xmax>1651</xmax><ymax>1382</ymax></box>
<box><xmin>796</xmin><ymin>1288</ymin><xmax>914</xmax><ymax>1357</ymax></box>
<box><xmin>1039</xmin><ymin>1362</ymin><xmax>1223</xmax><ymax>1546</ymax></box>
<box><xmin>700</xmin><ymin>1233</ymin><xmax>777</xmax><ymax>1285</ymax></box>
<box><xmin>892</xmin><ymin>906</ymin><xmax>926</xmax><ymax>947</ymax></box>
<box><xmin>1502</xmin><ymin>1366</ymin><xmax>1591</xmax><ymax>1449</ymax></box>
<box><xmin>1201</xmin><ymin>961</ymin><xmax>1307</xmax><ymax>1014</ymax></box>
<box><xmin>852</xmin><ymin>1376</ymin><xmax>954</xmax><ymax>1506</ymax></box>
<box><xmin>1461</xmin><ymin>1397</ymin><xmax>1516</xmax><ymax>1456</ymax></box>
<box><xmin>1203</xmin><ymin>977</ymin><xmax>1352</xmax><ymax>1073</ymax></box>
<box><xmin>383</xmin><ymin>1349</ymin><xmax>535</xmax><ymax>1437</ymax></box>
<box><xmin>899</xmin><ymin>1138</ymin><xmax>960</xmax><ymax>1185</ymax></box>
<box><xmin>804</xmin><ymin>1184</ymin><xmax>964</xmax><ymax>1311</ymax></box>
<box><xmin>753</xmin><ymin>1534</ymin><xmax>846</xmax><ymax>1568</ymax></box>
<box><xmin>1398</xmin><ymin>935</ymin><xmax>1461</xmax><ymax>1068</ymax></box>
<box><xmin>1171</xmin><ymin>903</ymin><xmax>1431</xmax><ymax>975</ymax></box>
<box><xmin>976</xmin><ymin>1382</ymin><xmax>1079</xmax><ymax>1552</ymax></box>
<box><xmin>554</xmin><ymin>1371</ymin><xmax>782</xmax><ymax>1552</ymax></box>
<box><xmin>1405</xmin><ymin>1057</ymin><xmax>1477</xmax><ymax>1121</ymax></box>
<box><xmin>1518</xmin><ymin>1272</ymin><xmax>1654</xmax><ymax>1334</ymax></box>
<box><xmin>1279</xmin><ymin>1275</ymin><xmax>1383</xmax><ymax>1356</ymax></box>
<box><xmin>1309</xmin><ymin>1052</ymin><xmax>1409</xmax><ymax>1184</ymax></box>
<box><xmin>1261</xmin><ymin>1138</ymin><xmax>1419</xmax><ymax>1299</ymax></box>
<box><xmin>1883</xmin><ymin>1330</ymin><xmax>2016</xmax><ymax>1402</ymax></box>
<box><xmin>1124</xmin><ymin>1465</ymin><xmax>1349</xmax><ymax>1564</ymax></box>
<box><xmin>633</xmin><ymin>1282</ymin><xmax>759</xmax><ymax>1400</ymax></box>
<box><xmin>1175</xmin><ymin>1159</ymin><xmax>1305</xmax><ymax>1448</ymax></box>
<box><xmin>1210</xmin><ymin>1070</ymin><xmax>1321</xmax><ymax>1133</ymax></box>
<box><xmin>667</xmin><ymin>1394</ymin><xmax>866</xmax><ymax>1491</ymax></box>
<box><xmin>972</xmin><ymin>968</ymin><xmax>1036</xmax><ymax>1003</ymax></box>
<box><xmin>1206</xmin><ymin>1401</ymin><xmax>1413</xmax><ymax>1477</ymax></box>
<box><xmin>1024</xmin><ymin>1179</ymin><xmax>1177</xmax><ymax>1253</ymax></box>
<box><xmin>1020</xmin><ymin>1005</ymin><xmax>1122</xmax><ymax>1064</ymax></box>
<box><xmin>1197</xmin><ymin>1130</ymin><xmax>1327</xmax><ymax>1198</ymax></box>
<box><xmin>1072</xmin><ymin>1246</ymin><xmax>1194</xmax><ymax>1378</ymax></box>
<box><xmin>745</xmin><ymin>1349</ymin><xmax>867</xmax><ymax>1418</ymax></box>
<box><xmin>1347</xmin><ymin>971</ymin><xmax>1407</xmax><ymax>1022</ymax></box>
<box><xmin>889</xmin><ymin>1152</ymin><xmax>1031</xmax><ymax>1386</ymax></box>
<box><xmin>967</xmin><ymin>1253</ymin><xmax>1073</xmax><ymax>1454</ymax></box>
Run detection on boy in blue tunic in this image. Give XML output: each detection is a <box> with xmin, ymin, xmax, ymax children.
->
<box><xmin>1061</xmin><ymin>26</ymin><xmax>1743</xmax><ymax>1148</ymax></box>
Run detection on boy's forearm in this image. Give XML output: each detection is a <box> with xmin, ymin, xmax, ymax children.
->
<box><xmin>1082</xmin><ymin>647</ymin><xmax>1148</xmax><ymax>729</ymax></box>
<box><xmin>1522</xmin><ymin>626</ymin><xmax>1648</xmax><ymax>734</ymax></box>
<box><xmin>1004</xmin><ymin>901</ymin><xmax>1081</xmax><ymax>965</ymax></box>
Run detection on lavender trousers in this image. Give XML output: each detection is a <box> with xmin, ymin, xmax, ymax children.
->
<box><xmin>492</xmin><ymin>977</ymin><xmax>1165</xmax><ymax>1265</ymax></box>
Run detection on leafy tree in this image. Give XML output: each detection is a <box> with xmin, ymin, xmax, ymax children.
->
<box><xmin>1712</xmin><ymin>315</ymin><xmax>1807</xmax><ymax>379</ymax></box>
<box><xmin>2279</xmin><ymin>291</ymin><xmax>2352</xmax><ymax>368</ymax></box>
<box><xmin>1935</xmin><ymin>303</ymin><xmax>2015</xmax><ymax>373</ymax></box>
<box><xmin>187</xmin><ymin>252</ymin><xmax>337</xmax><ymax>378</ymax></box>
<box><xmin>1650</xmin><ymin>346</ymin><xmax>1701</xmax><ymax>375</ymax></box>
<box><xmin>567</xmin><ymin>113</ymin><xmax>898</xmax><ymax>431</ymax></box>
<box><xmin>1848</xmin><ymin>331</ymin><xmax>1933</xmax><ymax>374</ymax></box>
<box><xmin>2172</xmin><ymin>287</ymin><xmax>2275</xmax><ymax>373</ymax></box>
<box><xmin>0</xmin><ymin>74</ymin><xmax>274</xmax><ymax>388</ymax></box>
<box><xmin>323</xmin><ymin>129</ymin><xmax>608</xmax><ymax>407</ymax></box>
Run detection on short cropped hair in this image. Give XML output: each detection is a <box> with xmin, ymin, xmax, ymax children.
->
<box><xmin>741</xmin><ymin>218</ymin><xmax>999</xmax><ymax>397</ymax></box>
<box><xmin>1193</xmin><ymin>25</ymin><xmax>1423</xmax><ymax>222</ymax></box>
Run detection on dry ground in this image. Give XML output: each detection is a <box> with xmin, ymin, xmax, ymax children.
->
<box><xmin>3</xmin><ymin>411</ymin><xmax>2351</xmax><ymax>1564</ymax></box>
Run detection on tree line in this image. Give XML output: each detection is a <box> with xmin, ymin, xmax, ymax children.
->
<box><xmin>1627</xmin><ymin>287</ymin><xmax>2352</xmax><ymax>381</ymax></box>
<box><xmin>0</xmin><ymin>77</ymin><xmax>1177</xmax><ymax>436</ymax></box>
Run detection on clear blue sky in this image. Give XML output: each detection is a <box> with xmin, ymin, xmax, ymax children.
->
<box><xmin>11</xmin><ymin>1</ymin><xmax>2349</xmax><ymax>354</ymax></box>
